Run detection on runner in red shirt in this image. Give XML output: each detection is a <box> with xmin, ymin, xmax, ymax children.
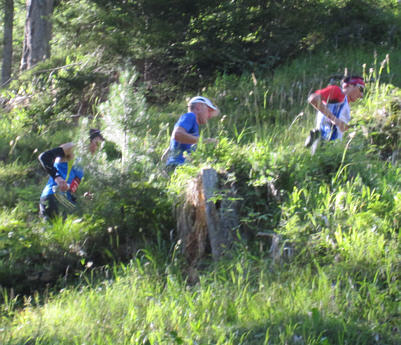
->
<box><xmin>305</xmin><ymin>76</ymin><xmax>365</xmax><ymax>147</ymax></box>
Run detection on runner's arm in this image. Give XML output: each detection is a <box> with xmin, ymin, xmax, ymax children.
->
<box><xmin>38</xmin><ymin>143</ymin><xmax>74</xmax><ymax>192</ymax></box>
<box><xmin>308</xmin><ymin>93</ymin><xmax>349</xmax><ymax>132</ymax></box>
<box><xmin>38</xmin><ymin>147</ymin><xmax>65</xmax><ymax>179</ymax></box>
<box><xmin>173</xmin><ymin>126</ymin><xmax>198</xmax><ymax>144</ymax></box>
<box><xmin>161</xmin><ymin>147</ymin><xmax>170</xmax><ymax>162</ymax></box>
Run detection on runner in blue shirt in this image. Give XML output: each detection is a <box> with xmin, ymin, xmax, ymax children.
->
<box><xmin>38</xmin><ymin>129</ymin><xmax>104</xmax><ymax>220</ymax></box>
<box><xmin>164</xmin><ymin>96</ymin><xmax>219</xmax><ymax>171</ymax></box>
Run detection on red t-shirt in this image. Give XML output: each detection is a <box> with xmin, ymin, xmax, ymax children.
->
<box><xmin>315</xmin><ymin>85</ymin><xmax>345</xmax><ymax>104</ymax></box>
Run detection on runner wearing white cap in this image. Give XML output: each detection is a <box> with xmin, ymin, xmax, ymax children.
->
<box><xmin>163</xmin><ymin>96</ymin><xmax>219</xmax><ymax>170</ymax></box>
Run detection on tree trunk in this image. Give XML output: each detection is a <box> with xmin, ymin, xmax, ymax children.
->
<box><xmin>20</xmin><ymin>0</ymin><xmax>54</xmax><ymax>71</ymax></box>
<box><xmin>176</xmin><ymin>168</ymin><xmax>239</xmax><ymax>266</ymax></box>
<box><xmin>201</xmin><ymin>168</ymin><xmax>236</xmax><ymax>260</ymax></box>
<box><xmin>1</xmin><ymin>0</ymin><xmax>14</xmax><ymax>86</ymax></box>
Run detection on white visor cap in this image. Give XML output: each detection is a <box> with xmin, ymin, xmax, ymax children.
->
<box><xmin>188</xmin><ymin>96</ymin><xmax>217</xmax><ymax>110</ymax></box>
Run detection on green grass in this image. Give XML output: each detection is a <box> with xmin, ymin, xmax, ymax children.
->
<box><xmin>1</xmin><ymin>255</ymin><xmax>400</xmax><ymax>345</ymax></box>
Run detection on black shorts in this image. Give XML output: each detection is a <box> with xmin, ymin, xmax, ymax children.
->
<box><xmin>39</xmin><ymin>194</ymin><xmax>59</xmax><ymax>220</ymax></box>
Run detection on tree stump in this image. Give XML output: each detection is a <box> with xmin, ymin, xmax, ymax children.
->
<box><xmin>176</xmin><ymin>168</ymin><xmax>239</xmax><ymax>266</ymax></box>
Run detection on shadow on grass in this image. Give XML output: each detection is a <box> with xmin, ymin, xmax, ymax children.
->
<box><xmin>227</xmin><ymin>310</ymin><xmax>400</xmax><ymax>345</ymax></box>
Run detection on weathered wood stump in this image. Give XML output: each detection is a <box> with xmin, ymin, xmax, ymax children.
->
<box><xmin>176</xmin><ymin>168</ymin><xmax>239</xmax><ymax>266</ymax></box>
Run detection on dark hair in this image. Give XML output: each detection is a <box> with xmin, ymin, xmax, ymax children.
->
<box><xmin>328</xmin><ymin>75</ymin><xmax>364</xmax><ymax>85</ymax></box>
<box><xmin>328</xmin><ymin>75</ymin><xmax>344</xmax><ymax>84</ymax></box>
<box><xmin>341</xmin><ymin>75</ymin><xmax>363</xmax><ymax>84</ymax></box>
<box><xmin>89</xmin><ymin>129</ymin><xmax>104</xmax><ymax>142</ymax></box>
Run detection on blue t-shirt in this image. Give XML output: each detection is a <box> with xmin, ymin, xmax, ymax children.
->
<box><xmin>166</xmin><ymin>112</ymin><xmax>199</xmax><ymax>166</ymax></box>
<box><xmin>40</xmin><ymin>158</ymin><xmax>84</xmax><ymax>201</ymax></box>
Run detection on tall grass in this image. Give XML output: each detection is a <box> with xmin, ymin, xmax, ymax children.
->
<box><xmin>204</xmin><ymin>47</ymin><xmax>400</xmax><ymax>145</ymax></box>
<box><xmin>1</xmin><ymin>253</ymin><xmax>400</xmax><ymax>345</ymax></box>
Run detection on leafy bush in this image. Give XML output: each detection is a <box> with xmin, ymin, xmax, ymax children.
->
<box><xmin>49</xmin><ymin>0</ymin><xmax>401</xmax><ymax>95</ymax></box>
<box><xmin>356</xmin><ymin>84</ymin><xmax>401</xmax><ymax>159</ymax></box>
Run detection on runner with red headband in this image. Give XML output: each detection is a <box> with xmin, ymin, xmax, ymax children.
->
<box><xmin>305</xmin><ymin>76</ymin><xmax>365</xmax><ymax>147</ymax></box>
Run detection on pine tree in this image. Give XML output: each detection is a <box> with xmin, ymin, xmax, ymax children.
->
<box><xmin>99</xmin><ymin>69</ymin><xmax>147</xmax><ymax>173</ymax></box>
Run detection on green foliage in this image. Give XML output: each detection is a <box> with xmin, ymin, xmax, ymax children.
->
<box><xmin>1</xmin><ymin>255</ymin><xmax>400</xmax><ymax>344</ymax></box>
<box><xmin>49</xmin><ymin>0</ymin><xmax>401</xmax><ymax>95</ymax></box>
<box><xmin>355</xmin><ymin>84</ymin><xmax>401</xmax><ymax>159</ymax></box>
<box><xmin>3</xmin><ymin>52</ymin><xmax>114</xmax><ymax>141</ymax></box>
<box><xmin>0</xmin><ymin>161</ymin><xmax>40</xmax><ymax>212</ymax></box>
<box><xmin>86</xmin><ymin>176</ymin><xmax>173</xmax><ymax>243</ymax></box>
<box><xmin>99</xmin><ymin>69</ymin><xmax>148</xmax><ymax>172</ymax></box>
<box><xmin>0</xmin><ymin>207</ymin><xmax>108</xmax><ymax>293</ymax></box>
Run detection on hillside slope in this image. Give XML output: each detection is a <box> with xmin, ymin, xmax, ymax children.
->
<box><xmin>1</xmin><ymin>47</ymin><xmax>401</xmax><ymax>344</ymax></box>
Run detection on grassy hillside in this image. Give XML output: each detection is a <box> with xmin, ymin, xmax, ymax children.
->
<box><xmin>1</xmin><ymin>46</ymin><xmax>401</xmax><ymax>344</ymax></box>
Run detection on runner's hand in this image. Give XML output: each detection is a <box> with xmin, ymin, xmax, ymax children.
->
<box><xmin>84</xmin><ymin>191</ymin><xmax>94</xmax><ymax>200</ymax></box>
<box><xmin>203</xmin><ymin>138</ymin><xmax>218</xmax><ymax>145</ymax></box>
<box><xmin>55</xmin><ymin>176</ymin><xmax>69</xmax><ymax>192</ymax></box>
<box><xmin>335</xmin><ymin>119</ymin><xmax>349</xmax><ymax>132</ymax></box>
